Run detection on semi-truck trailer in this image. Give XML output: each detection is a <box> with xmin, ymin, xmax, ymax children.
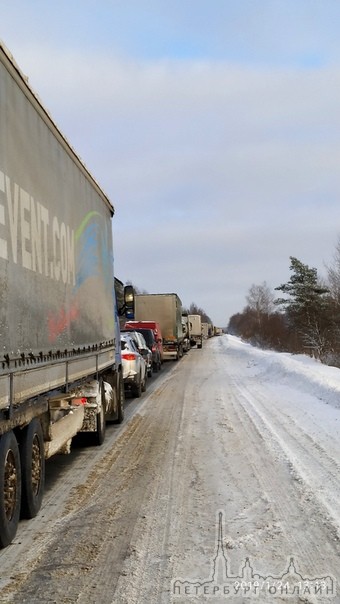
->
<box><xmin>134</xmin><ymin>294</ymin><xmax>184</xmax><ymax>360</ymax></box>
<box><xmin>188</xmin><ymin>314</ymin><xmax>203</xmax><ymax>348</ymax></box>
<box><xmin>202</xmin><ymin>322</ymin><xmax>211</xmax><ymax>339</ymax></box>
<box><xmin>0</xmin><ymin>41</ymin><xmax>133</xmax><ymax>547</ymax></box>
<box><xmin>181</xmin><ymin>313</ymin><xmax>190</xmax><ymax>352</ymax></box>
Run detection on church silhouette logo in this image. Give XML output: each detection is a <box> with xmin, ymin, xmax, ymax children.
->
<box><xmin>172</xmin><ymin>511</ymin><xmax>336</xmax><ymax>599</ymax></box>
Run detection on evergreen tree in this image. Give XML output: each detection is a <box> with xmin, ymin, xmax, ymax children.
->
<box><xmin>275</xmin><ymin>257</ymin><xmax>329</xmax><ymax>356</ymax></box>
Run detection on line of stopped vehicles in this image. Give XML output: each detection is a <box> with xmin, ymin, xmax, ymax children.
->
<box><xmin>0</xmin><ymin>41</ymin><xmax>223</xmax><ymax>549</ymax></box>
<box><xmin>120</xmin><ymin>294</ymin><xmax>220</xmax><ymax>400</ymax></box>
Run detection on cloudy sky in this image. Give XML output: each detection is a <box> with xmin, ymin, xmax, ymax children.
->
<box><xmin>2</xmin><ymin>1</ymin><xmax>340</xmax><ymax>326</ymax></box>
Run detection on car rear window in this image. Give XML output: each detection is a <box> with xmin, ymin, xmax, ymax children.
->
<box><xmin>136</xmin><ymin>329</ymin><xmax>154</xmax><ymax>347</ymax></box>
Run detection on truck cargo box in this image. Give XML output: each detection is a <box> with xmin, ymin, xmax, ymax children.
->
<box><xmin>0</xmin><ymin>41</ymin><xmax>117</xmax><ymax>408</ymax></box>
<box><xmin>134</xmin><ymin>294</ymin><xmax>184</xmax><ymax>360</ymax></box>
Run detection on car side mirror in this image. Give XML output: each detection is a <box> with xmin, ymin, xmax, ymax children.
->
<box><xmin>124</xmin><ymin>285</ymin><xmax>135</xmax><ymax>319</ymax></box>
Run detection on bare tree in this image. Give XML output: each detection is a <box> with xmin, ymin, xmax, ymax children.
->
<box><xmin>326</xmin><ymin>236</ymin><xmax>340</xmax><ymax>307</ymax></box>
<box><xmin>246</xmin><ymin>281</ymin><xmax>275</xmax><ymax>317</ymax></box>
<box><xmin>188</xmin><ymin>302</ymin><xmax>212</xmax><ymax>325</ymax></box>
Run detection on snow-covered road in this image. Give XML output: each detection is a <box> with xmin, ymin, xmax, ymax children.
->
<box><xmin>1</xmin><ymin>335</ymin><xmax>339</xmax><ymax>603</ymax></box>
<box><xmin>167</xmin><ymin>335</ymin><xmax>340</xmax><ymax>603</ymax></box>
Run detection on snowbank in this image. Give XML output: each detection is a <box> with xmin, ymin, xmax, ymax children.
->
<box><xmin>226</xmin><ymin>335</ymin><xmax>340</xmax><ymax>410</ymax></box>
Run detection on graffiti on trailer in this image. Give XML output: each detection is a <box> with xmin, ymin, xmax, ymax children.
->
<box><xmin>48</xmin><ymin>211</ymin><xmax>113</xmax><ymax>343</ymax></box>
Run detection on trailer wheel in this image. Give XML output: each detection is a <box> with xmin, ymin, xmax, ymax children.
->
<box><xmin>115</xmin><ymin>374</ymin><xmax>125</xmax><ymax>424</ymax></box>
<box><xmin>20</xmin><ymin>419</ymin><xmax>45</xmax><ymax>519</ymax></box>
<box><xmin>94</xmin><ymin>403</ymin><xmax>106</xmax><ymax>446</ymax></box>
<box><xmin>0</xmin><ymin>432</ymin><xmax>21</xmax><ymax>548</ymax></box>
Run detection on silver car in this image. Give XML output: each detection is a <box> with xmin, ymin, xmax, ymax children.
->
<box><xmin>121</xmin><ymin>329</ymin><xmax>153</xmax><ymax>378</ymax></box>
<box><xmin>121</xmin><ymin>333</ymin><xmax>147</xmax><ymax>398</ymax></box>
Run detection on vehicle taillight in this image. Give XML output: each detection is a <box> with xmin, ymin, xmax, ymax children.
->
<box><xmin>73</xmin><ymin>397</ymin><xmax>87</xmax><ymax>405</ymax></box>
<box><xmin>122</xmin><ymin>353</ymin><xmax>137</xmax><ymax>361</ymax></box>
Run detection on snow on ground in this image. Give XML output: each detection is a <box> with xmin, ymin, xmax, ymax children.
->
<box><xmin>169</xmin><ymin>335</ymin><xmax>340</xmax><ymax>603</ymax></box>
<box><xmin>222</xmin><ymin>335</ymin><xmax>340</xmax><ymax>529</ymax></box>
<box><xmin>2</xmin><ymin>335</ymin><xmax>340</xmax><ymax>603</ymax></box>
<box><xmin>228</xmin><ymin>334</ymin><xmax>340</xmax><ymax>411</ymax></box>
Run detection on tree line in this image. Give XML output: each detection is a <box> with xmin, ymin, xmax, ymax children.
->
<box><xmin>227</xmin><ymin>239</ymin><xmax>340</xmax><ymax>366</ymax></box>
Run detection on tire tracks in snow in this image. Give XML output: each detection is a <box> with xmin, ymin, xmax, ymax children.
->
<box><xmin>238</xmin><ymin>378</ymin><xmax>340</xmax><ymax>531</ymax></box>
<box><xmin>227</xmin><ymin>372</ymin><xmax>340</xmax><ymax>582</ymax></box>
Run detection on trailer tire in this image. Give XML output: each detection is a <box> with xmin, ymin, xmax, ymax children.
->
<box><xmin>94</xmin><ymin>403</ymin><xmax>106</xmax><ymax>446</ymax></box>
<box><xmin>20</xmin><ymin>419</ymin><xmax>45</xmax><ymax>519</ymax></box>
<box><xmin>0</xmin><ymin>431</ymin><xmax>21</xmax><ymax>548</ymax></box>
<box><xmin>115</xmin><ymin>374</ymin><xmax>125</xmax><ymax>424</ymax></box>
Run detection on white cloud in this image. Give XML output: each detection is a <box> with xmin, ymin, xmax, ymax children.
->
<box><xmin>2</xmin><ymin>6</ymin><xmax>340</xmax><ymax>325</ymax></box>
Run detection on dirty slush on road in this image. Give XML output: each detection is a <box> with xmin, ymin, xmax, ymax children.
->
<box><xmin>1</xmin><ymin>336</ymin><xmax>339</xmax><ymax>603</ymax></box>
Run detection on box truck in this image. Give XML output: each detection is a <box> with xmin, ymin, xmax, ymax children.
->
<box><xmin>134</xmin><ymin>294</ymin><xmax>184</xmax><ymax>360</ymax></box>
<box><xmin>0</xmin><ymin>41</ymin><xmax>133</xmax><ymax>547</ymax></box>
